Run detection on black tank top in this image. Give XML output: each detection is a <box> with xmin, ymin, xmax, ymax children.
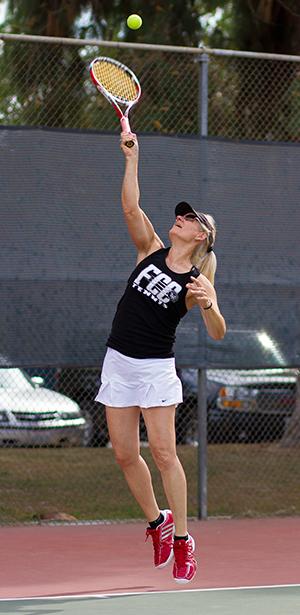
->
<box><xmin>107</xmin><ymin>247</ymin><xmax>199</xmax><ymax>359</ymax></box>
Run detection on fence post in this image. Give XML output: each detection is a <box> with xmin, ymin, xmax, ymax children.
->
<box><xmin>197</xmin><ymin>53</ymin><xmax>209</xmax><ymax>212</ymax></box>
<box><xmin>198</xmin><ymin>53</ymin><xmax>209</xmax><ymax>137</ymax></box>
<box><xmin>196</xmin><ymin>52</ymin><xmax>209</xmax><ymax>521</ymax></box>
<box><xmin>197</xmin><ymin>368</ymin><xmax>207</xmax><ymax>519</ymax></box>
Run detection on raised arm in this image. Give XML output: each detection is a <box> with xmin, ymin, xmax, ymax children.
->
<box><xmin>120</xmin><ymin>132</ymin><xmax>164</xmax><ymax>260</ymax></box>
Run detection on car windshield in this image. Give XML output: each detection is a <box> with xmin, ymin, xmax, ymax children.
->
<box><xmin>0</xmin><ymin>369</ymin><xmax>33</xmax><ymax>390</ymax></box>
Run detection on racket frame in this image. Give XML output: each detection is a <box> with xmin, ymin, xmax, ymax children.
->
<box><xmin>89</xmin><ymin>56</ymin><xmax>141</xmax><ymax>145</ymax></box>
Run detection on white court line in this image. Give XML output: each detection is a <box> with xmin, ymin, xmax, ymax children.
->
<box><xmin>0</xmin><ymin>583</ymin><xmax>299</xmax><ymax>602</ymax></box>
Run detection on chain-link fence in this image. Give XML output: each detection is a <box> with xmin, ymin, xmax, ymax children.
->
<box><xmin>0</xmin><ymin>34</ymin><xmax>300</xmax><ymax>139</ymax></box>
<box><xmin>0</xmin><ymin>33</ymin><xmax>300</xmax><ymax>524</ymax></box>
<box><xmin>0</xmin><ymin>366</ymin><xmax>299</xmax><ymax>524</ymax></box>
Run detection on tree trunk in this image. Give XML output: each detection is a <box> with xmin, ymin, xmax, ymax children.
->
<box><xmin>257</xmin><ymin>0</ymin><xmax>274</xmax><ymax>24</ymax></box>
<box><xmin>280</xmin><ymin>372</ymin><xmax>300</xmax><ymax>447</ymax></box>
<box><xmin>235</xmin><ymin>0</ymin><xmax>300</xmax><ymax>55</ymax></box>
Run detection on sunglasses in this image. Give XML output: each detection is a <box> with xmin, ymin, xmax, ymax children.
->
<box><xmin>177</xmin><ymin>212</ymin><xmax>214</xmax><ymax>250</ymax></box>
<box><xmin>181</xmin><ymin>213</ymin><xmax>199</xmax><ymax>222</ymax></box>
<box><xmin>179</xmin><ymin>213</ymin><xmax>212</xmax><ymax>231</ymax></box>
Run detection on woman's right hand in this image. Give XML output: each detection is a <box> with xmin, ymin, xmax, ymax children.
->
<box><xmin>120</xmin><ymin>131</ymin><xmax>139</xmax><ymax>159</ymax></box>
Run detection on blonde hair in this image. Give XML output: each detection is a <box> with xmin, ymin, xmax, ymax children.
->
<box><xmin>191</xmin><ymin>213</ymin><xmax>217</xmax><ymax>286</ymax></box>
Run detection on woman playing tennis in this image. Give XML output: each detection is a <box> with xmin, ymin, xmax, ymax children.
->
<box><xmin>95</xmin><ymin>131</ymin><xmax>226</xmax><ymax>584</ymax></box>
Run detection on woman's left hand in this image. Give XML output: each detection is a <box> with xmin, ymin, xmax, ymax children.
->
<box><xmin>186</xmin><ymin>276</ymin><xmax>213</xmax><ymax>310</ymax></box>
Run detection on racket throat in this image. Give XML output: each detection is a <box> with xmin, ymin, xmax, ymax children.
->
<box><xmin>120</xmin><ymin>116</ymin><xmax>131</xmax><ymax>132</ymax></box>
<box><xmin>120</xmin><ymin>116</ymin><xmax>134</xmax><ymax>148</ymax></box>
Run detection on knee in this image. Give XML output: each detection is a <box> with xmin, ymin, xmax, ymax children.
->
<box><xmin>113</xmin><ymin>446</ymin><xmax>139</xmax><ymax>469</ymax></box>
<box><xmin>150</xmin><ymin>445</ymin><xmax>177</xmax><ymax>472</ymax></box>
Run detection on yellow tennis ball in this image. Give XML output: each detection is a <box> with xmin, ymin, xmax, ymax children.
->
<box><xmin>127</xmin><ymin>14</ymin><xmax>142</xmax><ymax>30</ymax></box>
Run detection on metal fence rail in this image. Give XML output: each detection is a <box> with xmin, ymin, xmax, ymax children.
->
<box><xmin>0</xmin><ymin>34</ymin><xmax>300</xmax><ymax>524</ymax></box>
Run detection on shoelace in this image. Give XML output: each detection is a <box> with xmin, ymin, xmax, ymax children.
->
<box><xmin>145</xmin><ymin>528</ymin><xmax>161</xmax><ymax>556</ymax></box>
<box><xmin>174</xmin><ymin>540</ymin><xmax>193</xmax><ymax>565</ymax></box>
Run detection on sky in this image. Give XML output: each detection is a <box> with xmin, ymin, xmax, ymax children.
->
<box><xmin>0</xmin><ymin>1</ymin><xmax>6</xmax><ymax>24</ymax></box>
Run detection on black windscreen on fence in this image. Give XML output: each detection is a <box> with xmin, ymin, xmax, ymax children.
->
<box><xmin>1</xmin><ymin>127</ymin><xmax>299</xmax><ymax>368</ymax></box>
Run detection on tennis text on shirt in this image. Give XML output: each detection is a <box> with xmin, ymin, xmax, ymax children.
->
<box><xmin>106</xmin><ymin>247</ymin><xmax>199</xmax><ymax>359</ymax></box>
<box><xmin>132</xmin><ymin>263</ymin><xmax>182</xmax><ymax>307</ymax></box>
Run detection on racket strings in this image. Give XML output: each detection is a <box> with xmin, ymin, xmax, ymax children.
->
<box><xmin>93</xmin><ymin>60</ymin><xmax>138</xmax><ymax>102</ymax></box>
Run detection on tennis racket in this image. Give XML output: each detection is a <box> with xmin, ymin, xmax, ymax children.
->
<box><xmin>89</xmin><ymin>56</ymin><xmax>141</xmax><ymax>148</ymax></box>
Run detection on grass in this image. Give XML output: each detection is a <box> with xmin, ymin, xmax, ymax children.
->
<box><xmin>0</xmin><ymin>444</ymin><xmax>299</xmax><ymax>524</ymax></box>
<box><xmin>207</xmin><ymin>443</ymin><xmax>300</xmax><ymax>517</ymax></box>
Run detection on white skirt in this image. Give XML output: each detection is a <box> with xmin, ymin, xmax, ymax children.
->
<box><xmin>95</xmin><ymin>347</ymin><xmax>183</xmax><ymax>408</ymax></box>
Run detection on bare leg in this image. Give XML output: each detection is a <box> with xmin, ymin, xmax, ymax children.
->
<box><xmin>142</xmin><ymin>405</ymin><xmax>188</xmax><ymax>536</ymax></box>
<box><xmin>106</xmin><ymin>406</ymin><xmax>160</xmax><ymax>522</ymax></box>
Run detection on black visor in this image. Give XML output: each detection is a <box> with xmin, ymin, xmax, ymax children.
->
<box><xmin>175</xmin><ymin>202</ymin><xmax>213</xmax><ymax>232</ymax></box>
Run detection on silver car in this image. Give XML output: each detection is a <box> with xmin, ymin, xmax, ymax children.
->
<box><xmin>0</xmin><ymin>368</ymin><xmax>86</xmax><ymax>447</ymax></box>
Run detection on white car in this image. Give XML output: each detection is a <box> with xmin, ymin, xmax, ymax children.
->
<box><xmin>0</xmin><ymin>368</ymin><xmax>86</xmax><ymax>447</ymax></box>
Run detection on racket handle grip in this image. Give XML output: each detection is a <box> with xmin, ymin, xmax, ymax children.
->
<box><xmin>120</xmin><ymin>116</ymin><xmax>135</xmax><ymax>148</ymax></box>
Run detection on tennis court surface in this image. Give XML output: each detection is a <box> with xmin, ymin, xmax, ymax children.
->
<box><xmin>1</xmin><ymin>586</ymin><xmax>300</xmax><ymax>615</ymax></box>
<box><xmin>0</xmin><ymin>517</ymin><xmax>299</xmax><ymax>614</ymax></box>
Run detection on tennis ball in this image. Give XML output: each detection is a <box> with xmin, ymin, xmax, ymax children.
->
<box><xmin>127</xmin><ymin>14</ymin><xmax>142</xmax><ymax>30</ymax></box>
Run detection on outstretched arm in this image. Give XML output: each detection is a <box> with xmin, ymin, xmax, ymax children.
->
<box><xmin>120</xmin><ymin>132</ymin><xmax>164</xmax><ymax>259</ymax></box>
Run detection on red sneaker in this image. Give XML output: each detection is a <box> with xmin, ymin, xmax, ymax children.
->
<box><xmin>173</xmin><ymin>534</ymin><xmax>197</xmax><ymax>583</ymax></box>
<box><xmin>145</xmin><ymin>509</ymin><xmax>174</xmax><ymax>568</ymax></box>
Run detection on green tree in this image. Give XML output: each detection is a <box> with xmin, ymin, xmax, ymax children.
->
<box><xmin>231</xmin><ymin>0</ymin><xmax>300</xmax><ymax>55</ymax></box>
<box><xmin>233</xmin><ymin>0</ymin><xmax>300</xmax><ymax>140</ymax></box>
<box><xmin>200</xmin><ymin>1</ymin><xmax>300</xmax><ymax>140</ymax></box>
<box><xmin>0</xmin><ymin>0</ymin><xmax>207</xmax><ymax>128</ymax></box>
<box><xmin>0</xmin><ymin>1</ymin><xmax>299</xmax><ymax>134</ymax></box>
<box><xmin>0</xmin><ymin>1</ymin><xmax>89</xmax><ymax>127</ymax></box>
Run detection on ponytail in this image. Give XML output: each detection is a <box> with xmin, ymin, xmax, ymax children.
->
<box><xmin>191</xmin><ymin>250</ymin><xmax>217</xmax><ymax>285</ymax></box>
<box><xmin>191</xmin><ymin>213</ymin><xmax>217</xmax><ymax>285</ymax></box>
